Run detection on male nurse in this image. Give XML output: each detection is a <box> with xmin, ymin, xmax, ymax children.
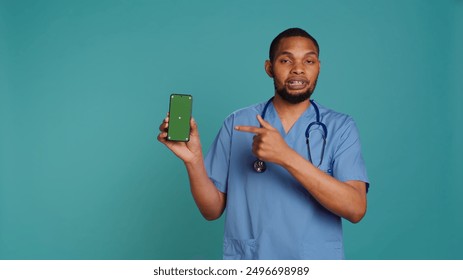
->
<box><xmin>158</xmin><ymin>28</ymin><xmax>369</xmax><ymax>259</ymax></box>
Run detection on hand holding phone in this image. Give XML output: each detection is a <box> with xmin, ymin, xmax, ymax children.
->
<box><xmin>167</xmin><ymin>94</ymin><xmax>193</xmax><ymax>142</ymax></box>
<box><xmin>158</xmin><ymin>94</ymin><xmax>203</xmax><ymax>163</ymax></box>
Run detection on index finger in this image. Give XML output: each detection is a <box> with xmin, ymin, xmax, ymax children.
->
<box><xmin>234</xmin><ymin>125</ymin><xmax>264</xmax><ymax>134</ymax></box>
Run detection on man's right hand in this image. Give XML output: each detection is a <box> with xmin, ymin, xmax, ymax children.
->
<box><xmin>157</xmin><ymin>114</ymin><xmax>226</xmax><ymax>220</ymax></box>
<box><xmin>157</xmin><ymin>114</ymin><xmax>203</xmax><ymax>164</ymax></box>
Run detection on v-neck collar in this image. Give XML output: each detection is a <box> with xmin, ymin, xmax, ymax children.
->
<box><xmin>265</xmin><ymin>100</ymin><xmax>317</xmax><ymax>139</ymax></box>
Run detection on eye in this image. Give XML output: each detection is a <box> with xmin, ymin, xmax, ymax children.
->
<box><xmin>280</xmin><ymin>59</ymin><xmax>291</xmax><ymax>64</ymax></box>
<box><xmin>306</xmin><ymin>60</ymin><xmax>315</xmax><ymax>64</ymax></box>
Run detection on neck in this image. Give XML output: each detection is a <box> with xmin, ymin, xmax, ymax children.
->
<box><xmin>272</xmin><ymin>94</ymin><xmax>311</xmax><ymax>133</ymax></box>
<box><xmin>273</xmin><ymin>94</ymin><xmax>311</xmax><ymax>118</ymax></box>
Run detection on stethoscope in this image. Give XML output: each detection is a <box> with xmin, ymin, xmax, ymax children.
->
<box><xmin>253</xmin><ymin>97</ymin><xmax>328</xmax><ymax>173</ymax></box>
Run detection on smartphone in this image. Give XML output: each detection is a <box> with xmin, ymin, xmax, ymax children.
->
<box><xmin>167</xmin><ymin>94</ymin><xmax>193</xmax><ymax>142</ymax></box>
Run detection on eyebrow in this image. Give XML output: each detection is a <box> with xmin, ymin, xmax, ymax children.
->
<box><xmin>277</xmin><ymin>51</ymin><xmax>319</xmax><ymax>57</ymax></box>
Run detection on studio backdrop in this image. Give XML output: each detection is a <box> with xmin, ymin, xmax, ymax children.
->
<box><xmin>1</xmin><ymin>0</ymin><xmax>462</xmax><ymax>259</ymax></box>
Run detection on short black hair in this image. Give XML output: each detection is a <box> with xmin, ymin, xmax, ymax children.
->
<box><xmin>269</xmin><ymin>28</ymin><xmax>320</xmax><ymax>61</ymax></box>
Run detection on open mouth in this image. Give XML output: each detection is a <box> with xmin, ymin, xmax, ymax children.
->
<box><xmin>286</xmin><ymin>79</ymin><xmax>308</xmax><ymax>90</ymax></box>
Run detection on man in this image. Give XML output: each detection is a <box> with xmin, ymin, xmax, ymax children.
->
<box><xmin>158</xmin><ymin>28</ymin><xmax>369</xmax><ymax>259</ymax></box>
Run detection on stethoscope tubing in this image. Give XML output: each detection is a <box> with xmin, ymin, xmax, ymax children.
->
<box><xmin>253</xmin><ymin>97</ymin><xmax>328</xmax><ymax>172</ymax></box>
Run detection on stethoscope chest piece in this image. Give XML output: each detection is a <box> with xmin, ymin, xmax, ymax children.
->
<box><xmin>253</xmin><ymin>159</ymin><xmax>267</xmax><ymax>173</ymax></box>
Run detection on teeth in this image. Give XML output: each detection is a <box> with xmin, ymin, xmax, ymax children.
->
<box><xmin>289</xmin><ymin>81</ymin><xmax>305</xmax><ymax>85</ymax></box>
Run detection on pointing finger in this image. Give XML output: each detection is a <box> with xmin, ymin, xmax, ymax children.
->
<box><xmin>256</xmin><ymin>115</ymin><xmax>275</xmax><ymax>130</ymax></box>
<box><xmin>235</xmin><ymin>125</ymin><xmax>264</xmax><ymax>134</ymax></box>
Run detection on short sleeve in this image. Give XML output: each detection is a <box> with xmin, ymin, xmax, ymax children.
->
<box><xmin>332</xmin><ymin>118</ymin><xmax>370</xmax><ymax>191</ymax></box>
<box><xmin>204</xmin><ymin>117</ymin><xmax>233</xmax><ymax>193</ymax></box>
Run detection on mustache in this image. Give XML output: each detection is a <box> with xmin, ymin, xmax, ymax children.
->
<box><xmin>273</xmin><ymin>78</ymin><xmax>318</xmax><ymax>104</ymax></box>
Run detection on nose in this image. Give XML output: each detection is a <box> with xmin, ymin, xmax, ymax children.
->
<box><xmin>291</xmin><ymin>61</ymin><xmax>304</xmax><ymax>75</ymax></box>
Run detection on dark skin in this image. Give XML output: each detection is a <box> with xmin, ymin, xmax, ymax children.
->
<box><xmin>158</xmin><ymin>36</ymin><xmax>367</xmax><ymax>223</ymax></box>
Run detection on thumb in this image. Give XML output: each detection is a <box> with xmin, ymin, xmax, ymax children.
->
<box><xmin>257</xmin><ymin>114</ymin><xmax>274</xmax><ymax>130</ymax></box>
<box><xmin>190</xmin><ymin>117</ymin><xmax>199</xmax><ymax>136</ymax></box>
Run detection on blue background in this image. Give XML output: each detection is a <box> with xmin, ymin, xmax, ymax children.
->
<box><xmin>1</xmin><ymin>0</ymin><xmax>462</xmax><ymax>259</ymax></box>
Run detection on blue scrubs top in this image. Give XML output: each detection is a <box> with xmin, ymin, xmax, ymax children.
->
<box><xmin>204</xmin><ymin>99</ymin><xmax>369</xmax><ymax>260</ymax></box>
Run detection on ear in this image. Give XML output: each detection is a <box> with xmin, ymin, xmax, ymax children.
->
<box><xmin>264</xmin><ymin>60</ymin><xmax>273</xmax><ymax>78</ymax></box>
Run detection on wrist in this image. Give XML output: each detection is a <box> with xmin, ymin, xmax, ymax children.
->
<box><xmin>184</xmin><ymin>154</ymin><xmax>204</xmax><ymax>168</ymax></box>
<box><xmin>279</xmin><ymin>148</ymin><xmax>298</xmax><ymax>169</ymax></box>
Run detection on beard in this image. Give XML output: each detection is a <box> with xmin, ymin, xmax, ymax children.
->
<box><xmin>274</xmin><ymin>79</ymin><xmax>318</xmax><ymax>104</ymax></box>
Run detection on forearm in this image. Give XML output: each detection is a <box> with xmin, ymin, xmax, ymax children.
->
<box><xmin>184</xmin><ymin>159</ymin><xmax>226</xmax><ymax>221</ymax></box>
<box><xmin>280</xmin><ymin>149</ymin><xmax>366</xmax><ymax>223</ymax></box>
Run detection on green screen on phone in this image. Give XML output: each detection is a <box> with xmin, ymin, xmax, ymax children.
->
<box><xmin>167</xmin><ymin>94</ymin><xmax>193</xmax><ymax>142</ymax></box>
